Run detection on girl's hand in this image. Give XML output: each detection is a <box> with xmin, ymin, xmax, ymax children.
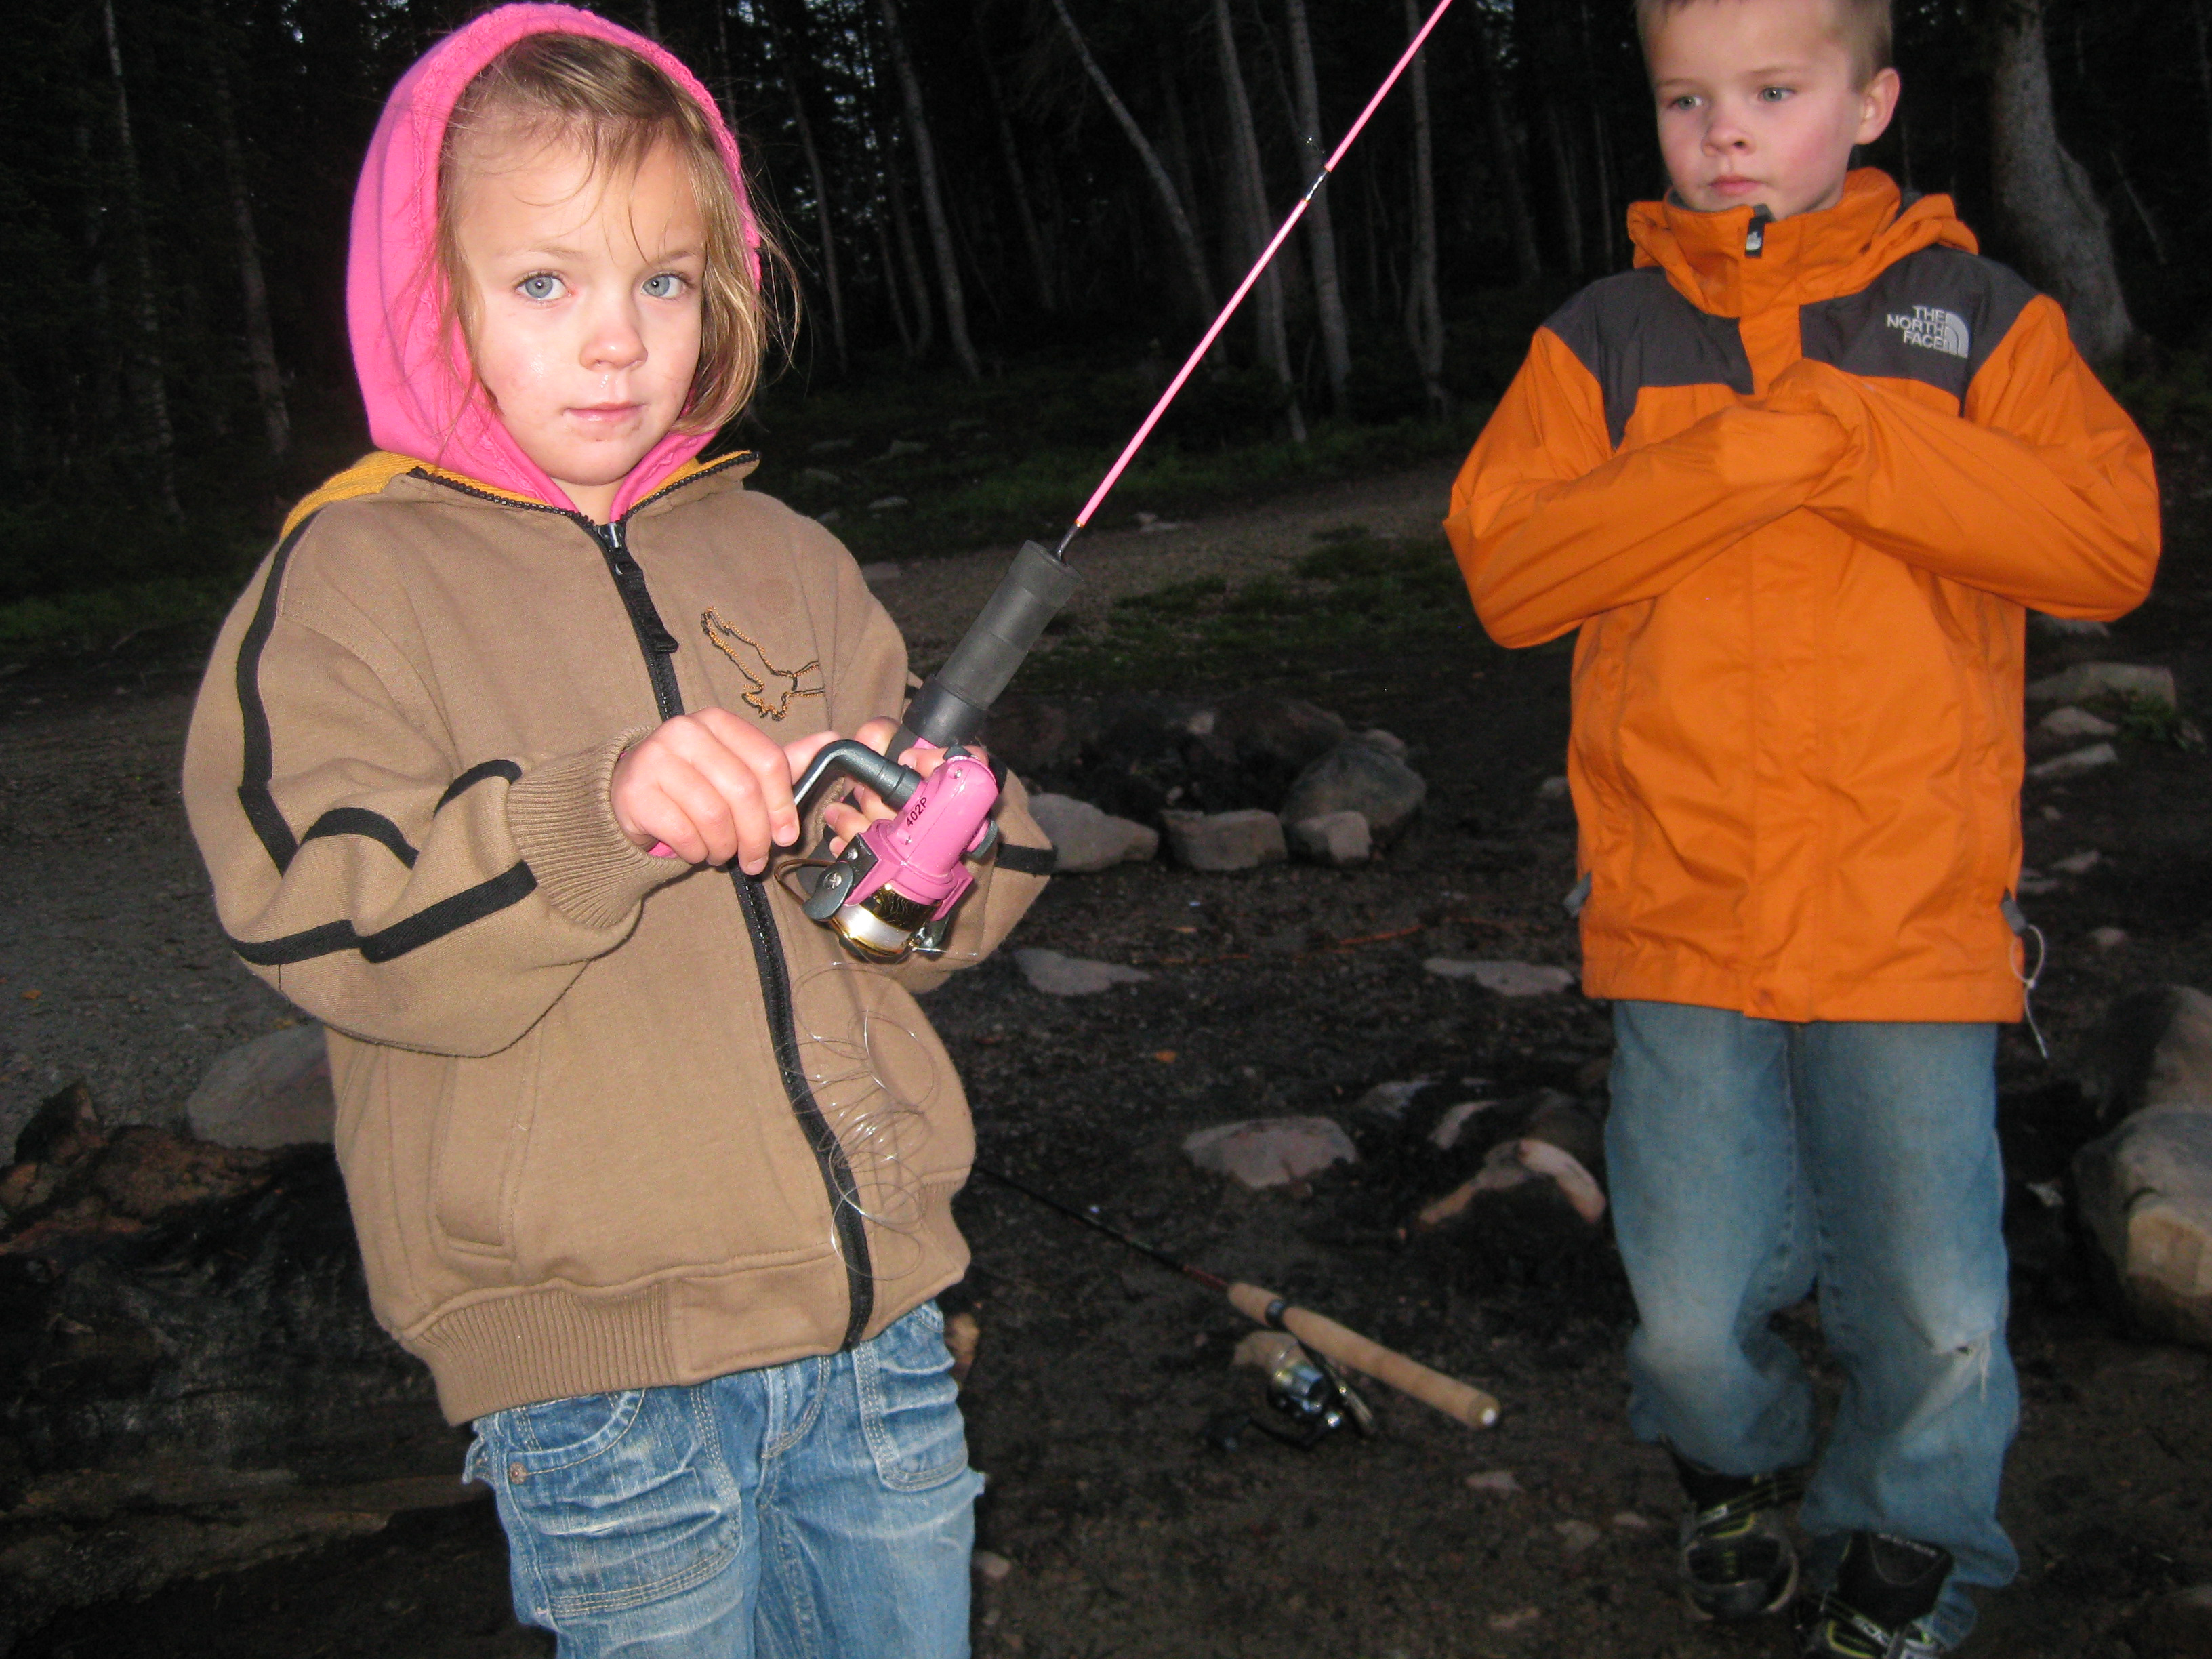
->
<box><xmin>611</xmin><ymin>710</ymin><xmax>829</xmax><ymax>874</ymax></box>
<box><xmin>819</xmin><ymin>718</ymin><xmax>987</xmax><ymax>854</ymax></box>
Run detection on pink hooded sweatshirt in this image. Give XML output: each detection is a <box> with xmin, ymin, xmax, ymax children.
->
<box><xmin>347</xmin><ymin>4</ymin><xmax>760</xmax><ymax>522</ymax></box>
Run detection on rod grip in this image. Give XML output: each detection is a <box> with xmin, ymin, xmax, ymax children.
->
<box><xmin>1227</xmin><ymin>1282</ymin><xmax>1500</xmax><ymax>1429</ymax></box>
<box><xmin>904</xmin><ymin>541</ymin><xmax>1080</xmax><ymax>750</ymax></box>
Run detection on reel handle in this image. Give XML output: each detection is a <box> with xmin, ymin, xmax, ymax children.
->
<box><xmin>792</xmin><ymin>738</ymin><xmax>924</xmax><ymax>817</ymax></box>
<box><xmin>1227</xmin><ymin>1282</ymin><xmax>1500</xmax><ymax>1429</ymax></box>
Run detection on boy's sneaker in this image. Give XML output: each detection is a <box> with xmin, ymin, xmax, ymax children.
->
<box><xmin>1799</xmin><ymin>1531</ymin><xmax>1955</xmax><ymax>1658</ymax></box>
<box><xmin>1669</xmin><ymin>1450</ymin><xmax>1803</xmax><ymax>1620</ymax></box>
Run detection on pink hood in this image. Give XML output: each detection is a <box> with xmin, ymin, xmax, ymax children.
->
<box><xmin>347</xmin><ymin>4</ymin><xmax>759</xmax><ymax>520</ymax></box>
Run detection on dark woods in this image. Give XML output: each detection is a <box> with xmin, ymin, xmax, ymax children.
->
<box><xmin>0</xmin><ymin>0</ymin><xmax>2192</xmax><ymax>626</ymax></box>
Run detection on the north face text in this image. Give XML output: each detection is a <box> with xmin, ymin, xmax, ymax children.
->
<box><xmin>1886</xmin><ymin>305</ymin><xmax>1971</xmax><ymax>359</ymax></box>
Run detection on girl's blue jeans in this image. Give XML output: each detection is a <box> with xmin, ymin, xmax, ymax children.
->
<box><xmin>1607</xmin><ymin>1000</ymin><xmax>2020</xmax><ymax>1649</ymax></box>
<box><xmin>465</xmin><ymin>1301</ymin><xmax>979</xmax><ymax>1659</ymax></box>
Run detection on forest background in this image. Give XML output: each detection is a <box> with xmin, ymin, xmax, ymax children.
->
<box><xmin>0</xmin><ymin>0</ymin><xmax>2194</xmax><ymax>651</ymax></box>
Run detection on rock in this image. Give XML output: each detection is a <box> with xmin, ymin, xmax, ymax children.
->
<box><xmin>867</xmin><ymin>495</ymin><xmax>909</xmax><ymax>512</ymax></box>
<box><xmin>800</xmin><ymin>466</ymin><xmax>841</xmax><ymax>485</ymax></box>
<box><xmin>1182</xmin><ymin>1115</ymin><xmax>1357</xmax><ymax>1189</ymax></box>
<box><xmin>1161</xmin><ymin>808</ymin><xmax>1287</xmax><ymax>872</ymax></box>
<box><xmin>1538</xmin><ymin>774</ymin><xmax>1570</xmax><ymax>800</ymax></box>
<box><xmin>1465</xmin><ymin>1469</ymin><xmax>1523</xmax><ymax>1494</ymax></box>
<box><xmin>815</xmin><ymin>509</ymin><xmax>842</xmax><ymax>527</ymax></box>
<box><xmin>1429</xmin><ymin>1100</ymin><xmax>1498</xmax><ymax>1151</ymax></box>
<box><xmin>1288</xmin><ymin>810</ymin><xmax>1371</xmax><ymax>867</ymax></box>
<box><xmin>971</xmin><ymin>1550</ymin><xmax>1015</xmax><ymax>1582</ymax></box>
<box><xmin>2028</xmin><ymin>742</ymin><xmax>2119</xmax><ymax>781</ymax></box>
<box><xmin>1554</xmin><ymin>1519</ymin><xmax>1603</xmax><ymax>1553</ymax></box>
<box><xmin>2015</xmin><ymin>867</ymin><xmax>2057</xmax><ymax>895</ymax></box>
<box><xmin>857</xmin><ymin>560</ymin><xmax>901</xmax><ymax>587</ymax></box>
<box><xmin>1354</xmin><ymin>1078</ymin><xmax>1435</xmax><ymax>1120</ymax></box>
<box><xmin>1211</xmin><ymin>691</ymin><xmax>1349</xmax><ymax>777</ymax></box>
<box><xmin>2075</xmin><ymin>1105</ymin><xmax>2212</xmax><ymax>1348</ymax></box>
<box><xmin>2075</xmin><ymin>990</ymin><xmax>2212</xmax><ymax>1344</ymax></box>
<box><xmin>1025</xmin><ymin>794</ymin><xmax>1156</xmax><ymax>873</ymax></box>
<box><xmin>1488</xmin><ymin>1607</ymin><xmax>1542</xmax><ymax>1633</ymax></box>
<box><xmin>2092</xmin><ymin>926</ymin><xmax>2129</xmax><ymax>950</ymax></box>
<box><xmin>2053</xmin><ymin>849</ymin><xmax>2104</xmax><ymax>875</ymax></box>
<box><xmin>2032</xmin><ymin>614</ymin><xmax>2112</xmax><ymax>639</ymax></box>
<box><xmin>883</xmin><ymin>438</ymin><xmax>930</xmax><ymax>459</ymax></box>
<box><xmin>1359</xmin><ymin>728</ymin><xmax>1408</xmax><ymax>757</ymax></box>
<box><xmin>1133</xmin><ymin>512</ymin><xmax>1189</xmax><ymax>533</ymax></box>
<box><xmin>1424</xmin><ymin>958</ymin><xmax>1577</xmax><ymax>996</ymax></box>
<box><xmin>2037</xmin><ymin>704</ymin><xmax>2120</xmax><ymax>741</ymax></box>
<box><xmin>1013</xmin><ymin>949</ymin><xmax>1151</xmax><ymax>996</ymax></box>
<box><xmin>1612</xmin><ymin>1511</ymin><xmax>1655</xmax><ymax>1532</ymax></box>
<box><xmin>2085</xmin><ymin>986</ymin><xmax>2212</xmax><ymax>1120</ymax></box>
<box><xmin>806</xmin><ymin>437</ymin><xmax>854</xmax><ymax>456</ymax></box>
<box><xmin>182</xmin><ymin>1023</ymin><xmax>333</xmax><ymax>1150</ymax></box>
<box><xmin>2025</xmin><ymin>661</ymin><xmax>2177</xmax><ymax>710</ymax></box>
<box><xmin>1278</xmin><ymin>740</ymin><xmax>1427</xmax><ymax>845</ymax></box>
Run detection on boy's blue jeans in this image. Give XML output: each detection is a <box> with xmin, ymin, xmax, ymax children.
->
<box><xmin>464</xmin><ymin>1302</ymin><xmax>979</xmax><ymax>1659</ymax></box>
<box><xmin>1607</xmin><ymin>1001</ymin><xmax>2020</xmax><ymax>1648</ymax></box>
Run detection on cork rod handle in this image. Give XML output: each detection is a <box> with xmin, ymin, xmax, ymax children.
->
<box><xmin>1227</xmin><ymin>1282</ymin><xmax>1500</xmax><ymax>1429</ymax></box>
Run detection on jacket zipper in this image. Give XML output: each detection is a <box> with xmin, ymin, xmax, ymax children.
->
<box><xmin>422</xmin><ymin>459</ymin><xmax>876</xmax><ymax>1347</ymax></box>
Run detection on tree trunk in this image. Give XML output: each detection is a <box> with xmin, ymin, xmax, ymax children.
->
<box><xmin>874</xmin><ymin>213</ymin><xmax>916</xmax><ymax>358</ymax></box>
<box><xmin>1401</xmin><ymin>0</ymin><xmax>1448</xmax><ymax>416</ymax></box>
<box><xmin>1049</xmin><ymin>0</ymin><xmax>1218</xmax><ymax>316</ymax></box>
<box><xmin>1988</xmin><ymin>0</ymin><xmax>2137</xmax><ymax>371</ymax></box>
<box><xmin>1284</xmin><ymin>0</ymin><xmax>1351</xmax><ymax>415</ymax></box>
<box><xmin>100</xmin><ymin>0</ymin><xmax>180</xmax><ymax>520</ymax></box>
<box><xmin>979</xmin><ymin>46</ymin><xmax>1057</xmax><ymax>314</ymax></box>
<box><xmin>1578</xmin><ymin>0</ymin><xmax>1616</xmax><ymax>270</ymax></box>
<box><xmin>882</xmin><ymin>120</ymin><xmax>935</xmax><ymax>358</ymax></box>
<box><xmin>1542</xmin><ymin>102</ymin><xmax>1585</xmax><ymax>280</ymax></box>
<box><xmin>764</xmin><ymin>1</ymin><xmax>849</xmax><ymax>373</ymax></box>
<box><xmin>205</xmin><ymin>9</ymin><xmax>289</xmax><ymax>457</ymax></box>
<box><xmin>1213</xmin><ymin>0</ymin><xmax>1305</xmax><ymax>443</ymax></box>
<box><xmin>1476</xmin><ymin>12</ymin><xmax>1542</xmax><ymax>285</ymax></box>
<box><xmin>877</xmin><ymin>0</ymin><xmax>980</xmax><ymax>380</ymax></box>
<box><xmin>2194</xmin><ymin>0</ymin><xmax>2212</xmax><ymax>187</ymax></box>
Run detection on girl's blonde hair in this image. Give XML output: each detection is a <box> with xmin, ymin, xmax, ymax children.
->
<box><xmin>436</xmin><ymin>31</ymin><xmax>788</xmax><ymax>432</ymax></box>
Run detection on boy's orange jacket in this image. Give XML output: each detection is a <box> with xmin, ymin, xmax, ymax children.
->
<box><xmin>1446</xmin><ymin>171</ymin><xmax>2160</xmax><ymax>1023</ymax></box>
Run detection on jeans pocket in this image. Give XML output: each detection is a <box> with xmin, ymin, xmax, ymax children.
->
<box><xmin>854</xmin><ymin>1303</ymin><xmax>970</xmax><ymax>1493</ymax></box>
<box><xmin>478</xmin><ymin>1387</ymin><xmax>737</xmax><ymax>1622</ymax></box>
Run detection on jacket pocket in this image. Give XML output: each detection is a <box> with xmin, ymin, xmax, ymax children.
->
<box><xmin>430</xmin><ymin>1038</ymin><xmax>541</xmax><ymax>1256</ymax></box>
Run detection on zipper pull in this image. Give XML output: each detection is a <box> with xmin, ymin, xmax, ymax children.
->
<box><xmin>1745</xmin><ymin>205</ymin><xmax>1771</xmax><ymax>257</ymax></box>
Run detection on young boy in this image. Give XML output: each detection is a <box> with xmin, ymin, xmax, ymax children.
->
<box><xmin>1446</xmin><ymin>1</ymin><xmax>2158</xmax><ymax>1653</ymax></box>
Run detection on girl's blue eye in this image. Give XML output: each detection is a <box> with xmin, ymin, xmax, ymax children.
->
<box><xmin>642</xmin><ymin>273</ymin><xmax>685</xmax><ymax>300</ymax></box>
<box><xmin>1759</xmin><ymin>85</ymin><xmax>1793</xmax><ymax>102</ymax></box>
<box><xmin>518</xmin><ymin>274</ymin><xmax>562</xmax><ymax>302</ymax></box>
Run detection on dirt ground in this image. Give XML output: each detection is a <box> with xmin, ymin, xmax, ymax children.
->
<box><xmin>5</xmin><ymin>457</ymin><xmax>2212</xmax><ymax>1658</ymax></box>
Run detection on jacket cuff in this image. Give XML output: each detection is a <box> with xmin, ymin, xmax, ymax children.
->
<box><xmin>506</xmin><ymin>731</ymin><xmax>681</xmax><ymax>932</ymax></box>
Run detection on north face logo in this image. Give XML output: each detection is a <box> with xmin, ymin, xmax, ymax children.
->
<box><xmin>1886</xmin><ymin>305</ymin><xmax>1970</xmax><ymax>359</ymax></box>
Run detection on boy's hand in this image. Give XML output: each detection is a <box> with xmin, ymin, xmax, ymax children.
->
<box><xmin>819</xmin><ymin>717</ymin><xmax>986</xmax><ymax>855</ymax></box>
<box><xmin>611</xmin><ymin>710</ymin><xmax>842</xmax><ymax>874</ymax></box>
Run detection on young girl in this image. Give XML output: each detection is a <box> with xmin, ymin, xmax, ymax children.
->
<box><xmin>182</xmin><ymin>8</ymin><xmax>1050</xmax><ymax>1655</ymax></box>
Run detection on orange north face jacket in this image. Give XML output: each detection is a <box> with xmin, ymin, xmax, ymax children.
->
<box><xmin>1446</xmin><ymin>171</ymin><xmax>2160</xmax><ymax>1023</ymax></box>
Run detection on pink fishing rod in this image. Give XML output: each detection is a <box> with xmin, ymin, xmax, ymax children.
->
<box><xmin>783</xmin><ymin>0</ymin><xmax>1464</xmax><ymax>963</ymax></box>
<box><xmin>1058</xmin><ymin>0</ymin><xmax>1462</xmax><ymax>554</ymax></box>
<box><xmin>897</xmin><ymin>0</ymin><xmax>1462</xmax><ymax>756</ymax></box>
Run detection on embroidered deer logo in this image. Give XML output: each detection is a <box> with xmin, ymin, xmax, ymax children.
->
<box><xmin>699</xmin><ymin>609</ymin><xmax>825</xmax><ymax>720</ymax></box>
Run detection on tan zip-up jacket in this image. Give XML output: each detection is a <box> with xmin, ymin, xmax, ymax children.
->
<box><xmin>184</xmin><ymin>451</ymin><xmax>1050</xmax><ymax>1424</ymax></box>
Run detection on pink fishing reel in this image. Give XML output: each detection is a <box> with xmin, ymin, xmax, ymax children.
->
<box><xmin>794</xmin><ymin>741</ymin><xmax>1000</xmax><ymax>962</ymax></box>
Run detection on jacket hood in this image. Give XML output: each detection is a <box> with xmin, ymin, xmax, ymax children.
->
<box><xmin>1626</xmin><ymin>169</ymin><xmax>1976</xmax><ymax>317</ymax></box>
<box><xmin>347</xmin><ymin>3</ymin><xmax>760</xmax><ymax>520</ymax></box>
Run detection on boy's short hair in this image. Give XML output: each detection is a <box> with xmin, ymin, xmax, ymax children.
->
<box><xmin>1635</xmin><ymin>0</ymin><xmax>1893</xmax><ymax>83</ymax></box>
<box><xmin>437</xmin><ymin>32</ymin><xmax>788</xmax><ymax>433</ymax></box>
